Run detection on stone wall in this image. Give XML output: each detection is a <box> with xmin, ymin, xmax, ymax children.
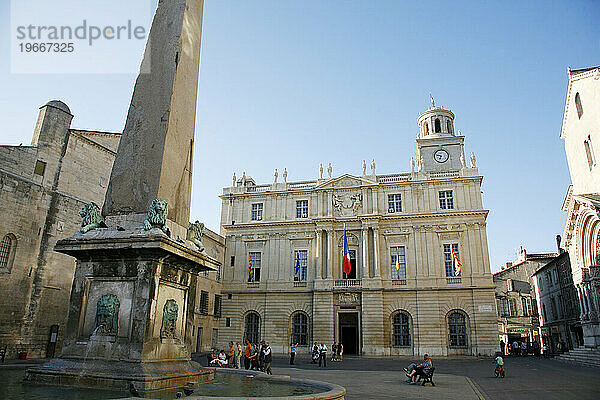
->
<box><xmin>0</xmin><ymin>102</ymin><xmax>120</xmax><ymax>359</ymax></box>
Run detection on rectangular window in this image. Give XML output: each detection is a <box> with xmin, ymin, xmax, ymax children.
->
<box><xmin>213</xmin><ymin>294</ymin><xmax>222</xmax><ymax>318</ymax></box>
<box><xmin>251</xmin><ymin>203</ymin><xmax>263</xmax><ymax>221</ymax></box>
<box><xmin>200</xmin><ymin>291</ymin><xmax>209</xmax><ymax>315</ymax></box>
<box><xmin>293</xmin><ymin>250</ymin><xmax>308</xmax><ymax>281</ymax></box>
<box><xmin>547</xmin><ymin>271</ymin><xmax>553</xmax><ymax>286</ymax></box>
<box><xmin>387</xmin><ymin>194</ymin><xmax>402</xmax><ymax>213</ymax></box>
<box><xmin>550</xmin><ymin>297</ymin><xmax>558</xmax><ymax>319</ymax></box>
<box><xmin>509</xmin><ymin>298</ymin><xmax>517</xmax><ymax>316</ymax></box>
<box><xmin>230</xmin><ymin>256</ymin><xmax>235</xmax><ymax>267</ymax></box>
<box><xmin>443</xmin><ymin>244</ymin><xmax>460</xmax><ymax>277</ymax></box>
<box><xmin>584</xmin><ymin>136</ymin><xmax>595</xmax><ymax>169</ymax></box>
<box><xmin>248</xmin><ymin>252</ymin><xmax>261</xmax><ymax>282</ymax></box>
<box><xmin>439</xmin><ymin>190</ymin><xmax>454</xmax><ymax>209</ymax></box>
<box><xmin>34</xmin><ymin>160</ymin><xmax>46</xmax><ymax>177</ymax></box>
<box><xmin>225</xmin><ymin>317</ymin><xmax>231</xmax><ymax>328</ymax></box>
<box><xmin>390</xmin><ymin>246</ymin><xmax>406</xmax><ymax>279</ymax></box>
<box><xmin>499</xmin><ymin>298</ymin><xmax>510</xmax><ymax>317</ymax></box>
<box><xmin>343</xmin><ymin>249</ymin><xmax>357</xmax><ymax>279</ymax></box>
<box><xmin>522</xmin><ymin>297</ymin><xmax>529</xmax><ymax>317</ymax></box>
<box><xmin>296</xmin><ymin>200</ymin><xmax>309</xmax><ymax>218</ymax></box>
<box><xmin>216</xmin><ymin>265</ymin><xmax>221</xmax><ymax>282</ymax></box>
<box><xmin>557</xmin><ymin>294</ymin><xmax>564</xmax><ymax>318</ymax></box>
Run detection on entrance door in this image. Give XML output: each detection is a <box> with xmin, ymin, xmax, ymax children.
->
<box><xmin>196</xmin><ymin>327</ymin><xmax>203</xmax><ymax>352</ymax></box>
<box><xmin>338</xmin><ymin>312</ymin><xmax>359</xmax><ymax>355</ymax></box>
<box><xmin>45</xmin><ymin>325</ymin><xmax>59</xmax><ymax>358</ymax></box>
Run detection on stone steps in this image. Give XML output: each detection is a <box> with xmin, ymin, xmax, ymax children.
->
<box><xmin>555</xmin><ymin>346</ymin><xmax>600</xmax><ymax>367</ymax></box>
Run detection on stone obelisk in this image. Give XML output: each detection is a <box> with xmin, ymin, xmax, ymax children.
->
<box><xmin>26</xmin><ymin>0</ymin><xmax>220</xmax><ymax>394</ymax></box>
<box><xmin>103</xmin><ymin>0</ymin><xmax>203</xmax><ymax>228</ymax></box>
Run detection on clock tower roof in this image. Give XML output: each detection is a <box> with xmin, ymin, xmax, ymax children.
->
<box><xmin>417</xmin><ymin>100</ymin><xmax>455</xmax><ymax>139</ymax></box>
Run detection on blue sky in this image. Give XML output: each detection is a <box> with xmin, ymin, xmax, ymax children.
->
<box><xmin>1</xmin><ymin>0</ymin><xmax>598</xmax><ymax>272</ymax></box>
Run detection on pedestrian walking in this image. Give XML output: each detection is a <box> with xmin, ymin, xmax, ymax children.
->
<box><xmin>339</xmin><ymin>343</ymin><xmax>343</xmax><ymax>362</ymax></box>
<box><xmin>311</xmin><ymin>342</ymin><xmax>319</xmax><ymax>364</ymax></box>
<box><xmin>290</xmin><ymin>342</ymin><xmax>297</xmax><ymax>365</ymax></box>
<box><xmin>500</xmin><ymin>339</ymin><xmax>505</xmax><ymax>355</ymax></box>
<box><xmin>331</xmin><ymin>342</ymin><xmax>337</xmax><ymax>362</ymax></box>
<box><xmin>236</xmin><ymin>342</ymin><xmax>242</xmax><ymax>369</ymax></box>
<box><xmin>259</xmin><ymin>340</ymin><xmax>266</xmax><ymax>371</ymax></box>
<box><xmin>244</xmin><ymin>339</ymin><xmax>252</xmax><ymax>369</ymax></box>
<box><xmin>227</xmin><ymin>342</ymin><xmax>235</xmax><ymax>367</ymax></box>
<box><xmin>318</xmin><ymin>342</ymin><xmax>327</xmax><ymax>367</ymax></box>
<box><xmin>264</xmin><ymin>342</ymin><xmax>273</xmax><ymax>375</ymax></box>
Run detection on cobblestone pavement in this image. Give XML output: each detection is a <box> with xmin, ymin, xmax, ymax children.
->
<box><xmin>262</xmin><ymin>355</ymin><xmax>600</xmax><ymax>400</ymax></box>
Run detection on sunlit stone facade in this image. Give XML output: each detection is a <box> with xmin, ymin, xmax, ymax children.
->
<box><xmin>218</xmin><ymin>103</ymin><xmax>497</xmax><ymax>356</ymax></box>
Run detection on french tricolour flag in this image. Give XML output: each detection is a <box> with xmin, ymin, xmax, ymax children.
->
<box><xmin>342</xmin><ymin>226</ymin><xmax>352</xmax><ymax>276</ymax></box>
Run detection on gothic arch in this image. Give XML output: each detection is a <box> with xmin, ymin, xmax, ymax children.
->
<box><xmin>575</xmin><ymin>207</ymin><xmax>600</xmax><ymax>268</ymax></box>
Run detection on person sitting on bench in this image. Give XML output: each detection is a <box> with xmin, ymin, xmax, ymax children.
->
<box><xmin>405</xmin><ymin>354</ymin><xmax>433</xmax><ymax>384</ymax></box>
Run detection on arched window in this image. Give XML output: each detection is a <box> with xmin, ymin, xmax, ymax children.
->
<box><xmin>434</xmin><ymin>118</ymin><xmax>441</xmax><ymax>133</ymax></box>
<box><xmin>392</xmin><ymin>311</ymin><xmax>411</xmax><ymax>346</ymax></box>
<box><xmin>446</xmin><ymin>120</ymin><xmax>453</xmax><ymax>134</ymax></box>
<box><xmin>423</xmin><ymin>122</ymin><xmax>429</xmax><ymax>135</ymax></box>
<box><xmin>0</xmin><ymin>234</ymin><xmax>16</xmax><ymax>273</ymax></box>
<box><xmin>448</xmin><ymin>311</ymin><xmax>467</xmax><ymax>347</ymax></box>
<box><xmin>244</xmin><ymin>312</ymin><xmax>260</xmax><ymax>344</ymax></box>
<box><xmin>575</xmin><ymin>92</ymin><xmax>583</xmax><ymax>119</ymax></box>
<box><xmin>291</xmin><ymin>312</ymin><xmax>308</xmax><ymax>345</ymax></box>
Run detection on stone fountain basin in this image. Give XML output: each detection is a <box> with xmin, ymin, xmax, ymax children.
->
<box><xmin>121</xmin><ymin>368</ymin><xmax>346</xmax><ymax>400</ymax></box>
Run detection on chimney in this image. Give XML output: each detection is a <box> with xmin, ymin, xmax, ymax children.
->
<box><xmin>506</xmin><ymin>262</ymin><xmax>512</xmax><ymax>269</ymax></box>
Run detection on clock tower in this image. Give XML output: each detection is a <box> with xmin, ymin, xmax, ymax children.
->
<box><xmin>415</xmin><ymin>98</ymin><xmax>465</xmax><ymax>172</ymax></box>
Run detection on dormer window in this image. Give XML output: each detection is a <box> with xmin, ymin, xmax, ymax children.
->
<box><xmin>434</xmin><ymin>118</ymin><xmax>441</xmax><ymax>133</ymax></box>
<box><xmin>575</xmin><ymin>92</ymin><xmax>583</xmax><ymax>119</ymax></box>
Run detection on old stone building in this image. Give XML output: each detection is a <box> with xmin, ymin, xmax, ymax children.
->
<box><xmin>0</xmin><ymin>101</ymin><xmax>121</xmax><ymax>358</ymax></box>
<box><xmin>493</xmin><ymin>248</ymin><xmax>557</xmax><ymax>351</ymax></box>
<box><xmin>532</xmin><ymin>251</ymin><xmax>581</xmax><ymax>354</ymax></box>
<box><xmin>560</xmin><ymin>65</ymin><xmax>600</xmax><ymax>348</ymax></box>
<box><xmin>218</xmin><ymin>102</ymin><xmax>498</xmax><ymax>356</ymax></box>
<box><xmin>0</xmin><ymin>101</ymin><xmax>224</xmax><ymax>358</ymax></box>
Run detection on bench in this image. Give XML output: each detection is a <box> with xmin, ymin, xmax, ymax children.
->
<box><xmin>416</xmin><ymin>367</ymin><xmax>435</xmax><ymax>386</ymax></box>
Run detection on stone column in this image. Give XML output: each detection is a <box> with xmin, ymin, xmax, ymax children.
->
<box><xmin>373</xmin><ymin>227</ymin><xmax>381</xmax><ymax>277</ymax></box>
<box><xmin>315</xmin><ymin>229</ymin><xmax>323</xmax><ymax>280</ymax></box>
<box><xmin>361</xmin><ymin>228</ymin><xmax>369</xmax><ymax>278</ymax></box>
<box><xmin>326</xmin><ymin>229</ymin><xmax>333</xmax><ymax>279</ymax></box>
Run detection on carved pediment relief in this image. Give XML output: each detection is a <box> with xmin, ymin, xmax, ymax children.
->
<box><xmin>315</xmin><ymin>174</ymin><xmax>376</xmax><ymax>189</ymax></box>
<box><xmin>332</xmin><ymin>192</ymin><xmax>363</xmax><ymax>216</ymax></box>
<box><xmin>337</xmin><ymin>232</ymin><xmax>359</xmax><ymax>247</ymax></box>
<box><xmin>337</xmin><ymin>292</ymin><xmax>360</xmax><ymax>305</ymax></box>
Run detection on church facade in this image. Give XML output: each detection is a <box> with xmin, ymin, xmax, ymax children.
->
<box><xmin>560</xmin><ymin>66</ymin><xmax>600</xmax><ymax>348</ymax></box>
<box><xmin>218</xmin><ymin>103</ymin><xmax>498</xmax><ymax>356</ymax></box>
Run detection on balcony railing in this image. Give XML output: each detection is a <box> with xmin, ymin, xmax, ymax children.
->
<box><xmin>392</xmin><ymin>279</ymin><xmax>407</xmax><ymax>286</ymax></box>
<box><xmin>446</xmin><ymin>277</ymin><xmax>462</xmax><ymax>284</ymax></box>
<box><xmin>247</xmin><ymin>282</ymin><xmax>260</xmax><ymax>288</ymax></box>
<box><xmin>378</xmin><ymin>174</ymin><xmax>411</xmax><ymax>183</ymax></box>
<box><xmin>429</xmin><ymin>170</ymin><xmax>460</xmax><ymax>179</ymax></box>
<box><xmin>293</xmin><ymin>281</ymin><xmax>308</xmax><ymax>287</ymax></box>
<box><xmin>333</xmin><ymin>279</ymin><xmax>361</xmax><ymax>288</ymax></box>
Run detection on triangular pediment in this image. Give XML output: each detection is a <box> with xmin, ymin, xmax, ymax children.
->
<box><xmin>315</xmin><ymin>174</ymin><xmax>377</xmax><ymax>189</ymax></box>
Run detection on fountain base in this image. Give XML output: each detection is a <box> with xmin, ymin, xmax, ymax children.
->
<box><xmin>25</xmin><ymin>358</ymin><xmax>213</xmax><ymax>393</ymax></box>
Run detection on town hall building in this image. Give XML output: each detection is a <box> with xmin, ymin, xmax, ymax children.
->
<box><xmin>218</xmin><ymin>102</ymin><xmax>498</xmax><ymax>356</ymax></box>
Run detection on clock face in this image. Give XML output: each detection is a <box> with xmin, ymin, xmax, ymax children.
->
<box><xmin>434</xmin><ymin>149</ymin><xmax>449</xmax><ymax>163</ymax></box>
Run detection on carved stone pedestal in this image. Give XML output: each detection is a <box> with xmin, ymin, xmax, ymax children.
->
<box><xmin>26</xmin><ymin>216</ymin><xmax>219</xmax><ymax>393</ymax></box>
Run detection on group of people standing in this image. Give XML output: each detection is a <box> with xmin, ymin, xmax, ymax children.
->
<box><xmin>500</xmin><ymin>339</ymin><xmax>541</xmax><ymax>356</ymax></box>
<box><xmin>244</xmin><ymin>339</ymin><xmax>273</xmax><ymax>374</ymax></box>
<box><xmin>309</xmin><ymin>342</ymin><xmax>343</xmax><ymax>367</ymax></box>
